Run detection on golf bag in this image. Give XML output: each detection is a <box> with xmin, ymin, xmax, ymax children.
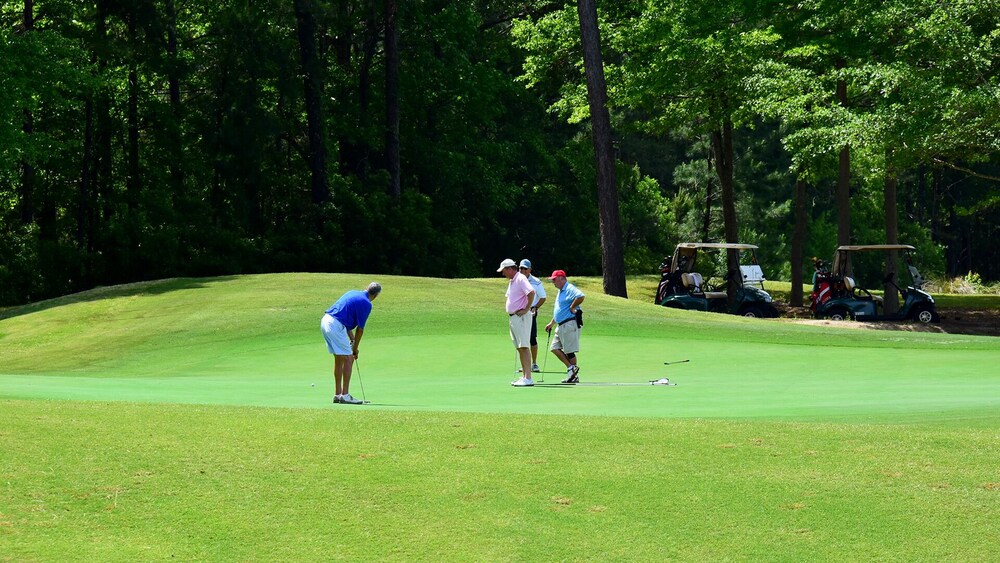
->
<box><xmin>809</xmin><ymin>260</ymin><xmax>834</xmax><ymax>311</ymax></box>
<box><xmin>810</xmin><ymin>279</ymin><xmax>833</xmax><ymax>311</ymax></box>
<box><xmin>655</xmin><ymin>258</ymin><xmax>671</xmax><ymax>303</ymax></box>
<box><xmin>655</xmin><ymin>257</ymin><xmax>683</xmax><ymax>304</ymax></box>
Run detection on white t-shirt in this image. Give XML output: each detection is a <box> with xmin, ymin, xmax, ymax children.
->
<box><xmin>526</xmin><ymin>274</ymin><xmax>546</xmax><ymax>307</ymax></box>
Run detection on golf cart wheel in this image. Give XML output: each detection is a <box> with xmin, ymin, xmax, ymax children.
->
<box><xmin>827</xmin><ymin>308</ymin><xmax>852</xmax><ymax>321</ymax></box>
<box><xmin>911</xmin><ymin>305</ymin><xmax>935</xmax><ymax>324</ymax></box>
<box><xmin>740</xmin><ymin>305</ymin><xmax>765</xmax><ymax>318</ymax></box>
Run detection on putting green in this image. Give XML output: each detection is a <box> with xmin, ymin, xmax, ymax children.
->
<box><xmin>1</xmin><ymin>273</ymin><xmax>998</xmax><ymax>425</ymax></box>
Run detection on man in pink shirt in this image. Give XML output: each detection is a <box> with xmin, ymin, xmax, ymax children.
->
<box><xmin>498</xmin><ymin>258</ymin><xmax>536</xmax><ymax>386</ymax></box>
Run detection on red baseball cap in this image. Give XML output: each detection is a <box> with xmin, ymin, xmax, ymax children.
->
<box><xmin>548</xmin><ymin>269</ymin><xmax>567</xmax><ymax>279</ymax></box>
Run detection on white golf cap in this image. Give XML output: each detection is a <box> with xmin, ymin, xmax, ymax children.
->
<box><xmin>497</xmin><ymin>258</ymin><xmax>517</xmax><ymax>272</ymax></box>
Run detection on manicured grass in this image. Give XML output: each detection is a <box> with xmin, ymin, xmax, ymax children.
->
<box><xmin>760</xmin><ymin>278</ymin><xmax>1000</xmax><ymax>311</ymax></box>
<box><xmin>2</xmin><ymin>274</ymin><xmax>999</xmax><ymax>560</ymax></box>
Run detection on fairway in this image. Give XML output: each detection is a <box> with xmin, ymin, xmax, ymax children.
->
<box><xmin>3</xmin><ymin>274</ymin><xmax>1000</xmax><ymax>560</ymax></box>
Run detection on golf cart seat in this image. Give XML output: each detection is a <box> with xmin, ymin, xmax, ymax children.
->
<box><xmin>845</xmin><ymin>276</ymin><xmax>882</xmax><ymax>302</ymax></box>
<box><xmin>740</xmin><ymin>264</ymin><xmax>766</xmax><ymax>288</ymax></box>
<box><xmin>682</xmin><ymin>272</ymin><xmax>703</xmax><ymax>293</ymax></box>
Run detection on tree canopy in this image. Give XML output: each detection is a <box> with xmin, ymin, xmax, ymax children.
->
<box><xmin>1</xmin><ymin>0</ymin><xmax>998</xmax><ymax>305</ymax></box>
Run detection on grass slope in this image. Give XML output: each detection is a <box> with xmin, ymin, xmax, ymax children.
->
<box><xmin>1</xmin><ymin>274</ymin><xmax>997</xmax><ymax>422</ymax></box>
<box><xmin>2</xmin><ymin>274</ymin><xmax>1000</xmax><ymax>560</ymax></box>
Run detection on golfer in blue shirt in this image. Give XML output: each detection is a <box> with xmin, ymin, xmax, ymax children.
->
<box><xmin>321</xmin><ymin>282</ymin><xmax>381</xmax><ymax>404</ymax></box>
<box><xmin>544</xmin><ymin>270</ymin><xmax>585</xmax><ymax>384</ymax></box>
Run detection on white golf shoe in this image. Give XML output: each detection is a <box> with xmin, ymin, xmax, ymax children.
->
<box><xmin>511</xmin><ymin>377</ymin><xmax>535</xmax><ymax>387</ymax></box>
<box><xmin>562</xmin><ymin>365</ymin><xmax>580</xmax><ymax>384</ymax></box>
<box><xmin>340</xmin><ymin>393</ymin><xmax>363</xmax><ymax>404</ymax></box>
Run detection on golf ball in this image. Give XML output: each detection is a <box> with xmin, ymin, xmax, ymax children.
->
<box><xmin>310</xmin><ymin>383</ymin><xmax>315</xmax><ymax>387</ymax></box>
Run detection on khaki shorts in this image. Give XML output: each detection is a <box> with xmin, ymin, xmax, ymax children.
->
<box><xmin>509</xmin><ymin>313</ymin><xmax>532</xmax><ymax>348</ymax></box>
<box><xmin>551</xmin><ymin>320</ymin><xmax>580</xmax><ymax>354</ymax></box>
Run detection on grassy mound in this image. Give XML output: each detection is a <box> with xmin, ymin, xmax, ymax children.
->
<box><xmin>2</xmin><ymin>274</ymin><xmax>999</xmax><ymax>560</ymax></box>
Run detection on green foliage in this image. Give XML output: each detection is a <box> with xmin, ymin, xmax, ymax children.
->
<box><xmin>618</xmin><ymin>164</ymin><xmax>671</xmax><ymax>273</ymax></box>
<box><xmin>1</xmin><ymin>0</ymin><xmax>998</xmax><ymax>306</ymax></box>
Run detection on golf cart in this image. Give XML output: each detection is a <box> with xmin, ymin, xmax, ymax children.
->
<box><xmin>656</xmin><ymin>242</ymin><xmax>779</xmax><ymax>318</ymax></box>
<box><xmin>811</xmin><ymin>244</ymin><xmax>939</xmax><ymax>323</ymax></box>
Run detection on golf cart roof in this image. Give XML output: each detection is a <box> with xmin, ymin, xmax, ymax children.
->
<box><xmin>676</xmin><ymin>243</ymin><xmax>758</xmax><ymax>251</ymax></box>
<box><xmin>836</xmin><ymin>245</ymin><xmax>916</xmax><ymax>252</ymax></box>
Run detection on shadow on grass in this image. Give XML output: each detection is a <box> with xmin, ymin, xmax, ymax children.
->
<box><xmin>0</xmin><ymin>277</ymin><xmax>239</xmax><ymax>322</ymax></box>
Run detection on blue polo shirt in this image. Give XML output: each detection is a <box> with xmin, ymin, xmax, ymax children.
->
<box><xmin>553</xmin><ymin>282</ymin><xmax>584</xmax><ymax>324</ymax></box>
<box><xmin>325</xmin><ymin>290</ymin><xmax>373</xmax><ymax>330</ymax></box>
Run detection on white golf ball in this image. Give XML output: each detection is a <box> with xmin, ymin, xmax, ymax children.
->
<box><xmin>310</xmin><ymin>383</ymin><xmax>315</xmax><ymax>387</ymax></box>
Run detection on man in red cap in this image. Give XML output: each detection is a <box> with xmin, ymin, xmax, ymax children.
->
<box><xmin>544</xmin><ymin>269</ymin><xmax>586</xmax><ymax>384</ymax></box>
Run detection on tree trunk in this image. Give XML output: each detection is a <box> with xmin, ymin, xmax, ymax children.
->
<box><xmin>884</xmin><ymin>163</ymin><xmax>899</xmax><ymax>314</ymax></box>
<box><xmin>20</xmin><ymin>109</ymin><xmax>35</xmax><ymax>226</ymax></box>
<box><xmin>125</xmin><ymin>9</ymin><xmax>143</xmax><ymax>279</ymax></box>
<box><xmin>333</xmin><ymin>0</ymin><xmax>360</xmax><ymax>176</ymax></box>
<box><xmin>78</xmin><ymin>97</ymin><xmax>97</xmax><ymax>286</ymax></box>
<box><xmin>790</xmin><ymin>177</ymin><xmax>808</xmax><ymax>307</ymax></box>
<box><xmin>85</xmin><ymin>0</ymin><xmax>116</xmax><ymax>285</ymax></box>
<box><xmin>293</xmin><ymin>0</ymin><xmax>330</xmax><ymax>204</ymax></box>
<box><xmin>701</xmin><ymin>151</ymin><xmax>713</xmax><ymax>242</ymax></box>
<box><xmin>164</xmin><ymin>0</ymin><xmax>185</xmax><ymax>212</ymax></box>
<box><xmin>836</xmin><ymin>71</ymin><xmax>851</xmax><ymax>248</ymax></box>
<box><xmin>931</xmin><ymin>165</ymin><xmax>941</xmax><ymax>247</ymax></box>
<box><xmin>385</xmin><ymin>0</ymin><xmax>401</xmax><ymax>198</ymax></box>
<box><xmin>577</xmin><ymin>0</ymin><xmax>626</xmax><ymax>298</ymax></box>
<box><xmin>711</xmin><ymin>120</ymin><xmax>739</xmax><ymax>304</ymax></box>
<box><xmin>126</xmin><ymin>11</ymin><xmax>140</xmax><ymax>213</ymax></box>
<box><xmin>354</xmin><ymin>2</ymin><xmax>378</xmax><ymax>178</ymax></box>
<box><xmin>335</xmin><ymin>0</ymin><xmax>357</xmax><ymax>176</ymax></box>
<box><xmin>19</xmin><ymin>0</ymin><xmax>35</xmax><ymax>226</ymax></box>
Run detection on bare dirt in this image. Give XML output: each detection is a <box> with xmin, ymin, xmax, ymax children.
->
<box><xmin>778</xmin><ymin>306</ymin><xmax>1000</xmax><ymax>338</ymax></box>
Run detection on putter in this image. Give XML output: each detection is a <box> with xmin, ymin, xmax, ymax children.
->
<box><xmin>540</xmin><ymin>328</ymin><xmax>552</xmax><ymax>382</ymax></box>
<box><xmin>354</xmin><ymin>357</ymin><xmax>370</xmax><ymax>404</ymax></box>
<box><xmin>534</xmin><ymin>380</ymin><xmax>677</xmax><ymax>387</ymax></box>
<box><xmin>664</xmin><ymin>359</ymin><xmax>690</xmax><ymax>366</ymax></box>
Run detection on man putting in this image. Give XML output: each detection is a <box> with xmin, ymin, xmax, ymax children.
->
<box><xmin>498</xmin><ymin>258</ymin><xmax>535</xmax><ymax>387</ymax></box>
<box><xmin>545</xmin><ymin>270</ymin><xmax>585</xmax><ymax>384</ymax></box>
<box><xmin>321</xmin><ymin>281</ymin><xmax>381</xmax><ymax>404</ymax></box>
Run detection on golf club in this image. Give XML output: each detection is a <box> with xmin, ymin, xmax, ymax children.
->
<box><xmin>664</xmin><ymin>359</ymin><xmax>690</xmax><ymax>366</ymax></box>
<box><xmin>534</xmin><ymin>380</ymin><xmax>677</xmax><ymax>387</ymax></box>
<box><xmin>540</xmin><ymin>327</ymin><xmax>552</xmax><ymax>382</ymax></box>
<box><xmin>354</xmin><ymin>357</ymin><xmax>370</xmax><ymax>404</ymax></box>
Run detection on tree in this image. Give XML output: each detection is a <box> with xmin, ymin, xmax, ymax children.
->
<box><xmin>577</xmin><ymin>0</ymin><xmax>626</xmax><ymax>297</ymax></box>
<box><xmin>609</xmin><ymin>0</ymin><xmax>782</xmax><ymax>301</ymax></box>
<box><xmin>293</xmin><ymin>0</ymin><xmax>330</xmax><ymax>204</ymax></box>
<box><xmin>385</xmin><ymin>0</ymin><xmax>400</xmax><ymax>198</ymax></box>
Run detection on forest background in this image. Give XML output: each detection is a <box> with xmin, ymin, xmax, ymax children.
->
<box><xmin>1</xmin><ymin>0</ymin><xmax>998</xmax><ymax>306</ymax></box>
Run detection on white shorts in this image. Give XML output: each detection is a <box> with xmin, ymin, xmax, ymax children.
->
<box><xmin>509</xmin><ymin>313</ymin><xmax>532</xmax><ymax>349</ymax></box>
<box><xmin>321</xmin><ymin>314</ymin><xmax>352</xmax><ymax>355</ymax></box>
<box><xmin>551</xmin><ymin>320</ymin><xmax>580</xmax><ymax>354</ymax></box>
